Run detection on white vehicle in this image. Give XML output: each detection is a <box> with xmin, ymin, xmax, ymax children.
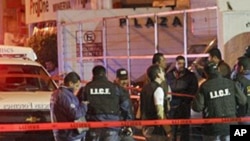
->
<box><xmin>0</xmin><ymin>45</ymin><xmax>58</xmax><ymax>141</ymax></box>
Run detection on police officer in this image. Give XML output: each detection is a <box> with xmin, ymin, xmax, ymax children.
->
<box><xmin>192</xmin><ymin>62</ymin><xmax>247</xmax><ymax>141</ymax></box>
<box><xmin>233</xmin><ymin>56</ymin><xmax>250</xmax><ymax>124</ymax></box>
<box><xmin>141</xmin><ymin>64</ymin><xmax>171</xmax><ymax>141</ymax></box>
<box><xmin>231</xmin><ymin>46</ymin><xmax>250</xmax><ymax>80</ymax></box>
<box><xmin>84</xmin><ymin>65</ymin><xmax>129</xmax><ymax>141</ymax></box>
<box><xmin>50</xmin><ymin>72</ymin><xmax>88</xmax><ymax>141</ymax></box>
<box><xmin>114</xmin><ymin>68</ymin><xmax>135</xmax><ymax>141</ymax></box>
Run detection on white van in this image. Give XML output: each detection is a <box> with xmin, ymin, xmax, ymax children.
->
<box><xmin>0</xmin><ymin>45</ymin><xmax>58</xmax><ymax>141</ymax></box>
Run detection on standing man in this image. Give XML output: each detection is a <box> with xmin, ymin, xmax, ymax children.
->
<box><xmin>136</xmin><ymin>53</ymin><xmax>172</xmax><ymax>121</ymax></box>
<box><xmin>114</xmin><ymin>68</ymin><xmax>135</xmax><ymax>141</ymax></box>
<box><xmin>233</xmin><ymin>56</ymin><xmax>250</xmax><ymax>123</ymax></box>
<box><xmin>208</xmin><ymin>48</ymin><xmax>231</xmax><ymax>79</ymax></box>
<box><xmin>166</xmin><ymin>55</ymin><xmax>198</xmax><ymax>141</ymax></box>
<box><xmin>140</xmin><ymin>64</ymin><xmax>171</xmax><ymax>141</ymax></box>
<box><xmin>231</xmin><ymin>46</ymin><xmax>250</xmax><ymax>80</ymax></box>
<box><xmin>84</xmin><ymin>65</ymin><xmax>129</xmax><ymax>141</ymax></box>
<box><xmin>152</xmin><ymin>53</ymin><xmax>172</xmax><ymax>100</ymax></box>
<box><xmin>192</xmin><ymin>62</ymin><xmax>247</xmax><ymax>141</ymax></box>
<box><xmin>50</xmin><ymin>72</ymin><xmax>88</xmax><ymax>141</ymax></box>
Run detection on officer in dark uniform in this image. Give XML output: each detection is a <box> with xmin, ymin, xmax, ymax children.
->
<box><xmin>233</xmin><ymin>56</ymin><xmax>250</xmax><ymax>124</ymax></box>
<box><xmin>114</xmin><ymin>68</ymin><xmax>135</xmax><ymax>141</ymax></box>
<box><xmin>192</xmin><ymin>62</ymin><xmax>247</xmax><ymax>141</ymax></box>
<box><xmin>84</xmin><ymin>65</ymin><xmax>130</xmax><ymax>141</ymax></box>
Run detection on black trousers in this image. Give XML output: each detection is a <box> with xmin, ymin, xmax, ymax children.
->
<box><xmin>168</xmin><ymin>103</ymin><xmax>191</xmax><ymax>141</ymax></box>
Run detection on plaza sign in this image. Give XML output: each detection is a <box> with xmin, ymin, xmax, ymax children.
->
<box><xmin>119</xmin><ymin>16</ymin><xmax>182</xmax><ymax>28</ymax></box>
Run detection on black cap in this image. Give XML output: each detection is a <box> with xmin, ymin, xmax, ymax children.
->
<box><xmin>116</xmin><ymin>68</ymin><xmax>128</xmax><ymax>80</ymax></box>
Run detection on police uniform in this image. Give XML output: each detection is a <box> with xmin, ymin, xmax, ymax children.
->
<box><xmin>84</xmin><ymin>75</ymin><xmax>122</xmax><ymax>141</ymax></box>
<box><xmin>116</xmin><ymin>84</ymin><xmax>134</xmax><ymax>121</ymax></box>
<box><xmin>116</xmin><ymin>84</ymin><xmax>135</xmax><ymax>141</ymax></box>
<box><xmin>217</xmin><ymin>60</ymin><xmax>231</xmax><ymax>79</ymax></box>
<box><xmin>235</xmin><ymin>75</ymin><xmax>250</xmax><ymax>117</ymax></box>
<box><xmin>234</xmin><ymin>56</ymin><xmax>250</xmax><ymax>121</ymax></box>
<box><xmin>192</xmin><ymin>65</ymin><xmax>246</xmax><ymax>140</ymax></box>
<box><xmin>115</xmin><ymin>68</ymin><xmax>135</xmax><ymax>141</ymax></box>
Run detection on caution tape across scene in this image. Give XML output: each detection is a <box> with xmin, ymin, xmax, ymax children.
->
<box><xmin>0</xmin><ymin>117</ymin><xmax>250</xmax><ymax>132</ymax></box>
<box><xmin>1</xmin><ymin>74</ymin><xmax>247</xmax><ymax>134</ymax></box>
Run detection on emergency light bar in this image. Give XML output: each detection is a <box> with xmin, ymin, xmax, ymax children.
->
<box><xmin>0</xmin><ymin>45</ymin><xmax>37</xmax><ymax>61</ymax></box>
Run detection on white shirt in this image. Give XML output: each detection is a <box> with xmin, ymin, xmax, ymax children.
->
<box><xmin>154</xmin><ymin>87</ymin><xmax>164</xmax><ymax>105</ymax></box>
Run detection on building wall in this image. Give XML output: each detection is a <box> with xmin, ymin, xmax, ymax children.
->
<box><xmin>0</xmin><ymin>1</ymin><xmax>4</xmax><ymax>44</ymax></box>
<box><xmin>57</xmin><ymin>7</ymin><xmax>216</xmax><ymax>81</ymax></box>
<box><xmin>2</xmin><ymin>0</ymin><xmax>27</xmax><ymax>46</ymax></box>
<box><xmin>217</xmin><ymin>0</ymin><xmax>250</xmax><ymax>67</ymax></box>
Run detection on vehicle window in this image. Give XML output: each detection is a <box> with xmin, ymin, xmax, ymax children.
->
<box><xmin>0</xmin><ymin>65</ymin><xmax>57</xmax><ymax>91</ymax></box>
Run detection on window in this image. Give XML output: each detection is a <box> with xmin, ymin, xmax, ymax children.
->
<box><xmin>0</xmin><ymin>65</ymin><xmax>57</xmax><ymax>91</ymax></box>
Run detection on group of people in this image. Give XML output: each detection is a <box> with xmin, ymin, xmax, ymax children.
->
<box><xmin>140</xmin><ymin>53</ymin><xmax>198</xmax><ymax>141</ymax></box>
<box><xmin>50</xmin><ymin>65</ymin><xmax>135</xmax><ymax>141</ymax></box>
<box><xmin>187</xmin><ymin>47</ymin><xmax>249</xmax><ymax>141</ymax></box>
<box><xmin>50</xmin><ymin>46</ymin><xmax>250</xmax><ymax>141</ymax></box>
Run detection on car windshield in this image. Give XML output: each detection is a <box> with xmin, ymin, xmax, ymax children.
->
<box><xmin>0</xmin><ymin>65</ymin><xmax>57</xmax><ymax>91</ymax></box>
